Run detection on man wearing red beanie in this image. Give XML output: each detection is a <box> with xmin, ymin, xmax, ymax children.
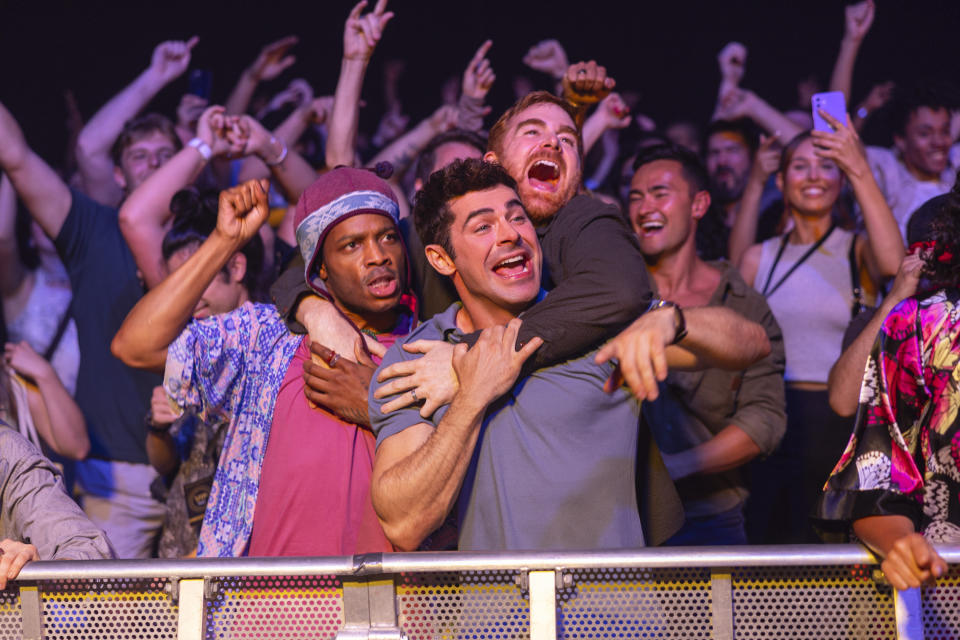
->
<box><xmin>113</xmin><ymin>169</ymin><xmax>414</xmax><ymax>557</ymax></box>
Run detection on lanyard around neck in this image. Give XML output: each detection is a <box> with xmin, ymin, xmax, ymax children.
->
<box><xmin>761</xmin><ymin>223</ymin><xmax>837</xmax><ymax>298</ymax></box>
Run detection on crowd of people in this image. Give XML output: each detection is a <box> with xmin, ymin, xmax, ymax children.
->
<box><xmin>0</xmin><ymin>0</ymin><xmax>958</xmax><ymax>593</ymax></box>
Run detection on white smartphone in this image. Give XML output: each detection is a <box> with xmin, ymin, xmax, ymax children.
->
<box><xmin>812</xmin><ymin>91</ymin><xmax>847</xmax><ymax>132</ymax></box>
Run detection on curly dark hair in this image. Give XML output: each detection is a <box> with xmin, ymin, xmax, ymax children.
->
<box><xmin>922</xmin><ymin>173</ymin><xmax>960</xmax><ymax>285</ymax></box>
<box><xmin>412</xmin><ymin>158</ymin><xmax>518</xmax><ymax>258</ymax></box>
<box><xmin>888</xmin><ymin>82</ymin><xmax>959</xmax><ymax>136</ymax></box>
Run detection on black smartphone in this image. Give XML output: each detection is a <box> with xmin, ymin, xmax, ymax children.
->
<box><xmin>187</xmin><ymin>69</ymin><xmax>213</xmax><ymax>100</ymax></box>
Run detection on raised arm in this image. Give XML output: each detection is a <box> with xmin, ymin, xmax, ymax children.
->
<box><xmin>522</xmin><ymin>39</ymin><xmax>569</xmax><ymax>94</ymax></box>
<box><xmin>75</xmin><ymin>37</ymin><xmax>197</xmax><ymax>205</ymax></box>
<box><xmin>236</xmin><ymin>114</ymin><xmax>319</xmax><ymax>204</ymax></box>
<box><xmin>224</xmin><ymin>36</ymin><xmax>298</xmax><ymax>116</ymax></box>
<box><xmin>828</xmin><ymin>251</ymin><xmax>922</xmax><ymax>416</ymax></box>
<box><xmin>828</xmin><ymin>0</ymin><xmax>875</xmax><ymax>102</ymax></box>
<box><xmin>812</xmin><ymin>111</ymin><xmax>904</xmax><ymax>279</ymax></box>
<box><xmin>118</xmin><ymin>105</ymin><xmax>243</xmax><ymax>290</ymax></box>
<box><xmin>371</xmin><ymin>105</ymin><xmax>459</xmax><ymax>178</ymax></box>
<box><xmin>715</xmin><ymin>88</ymin><xmax>803</xmax><ymax>145</ymax></box>
<box><xmin>327</xmin><ymin>0</ymin><xmax>394</xmax><ymax>168</ymax></box>
<box><xmin>561</xmin><ymin>60</ymin><xmax>615</xmax><ymax>128</ymax></box>
<box><xmin>582</xmin><ymin>92</ymin><xmax>631</xmax><ymax>156</ymax></box>
<box><xmin>0</xmin><ymin>102</ymin><xmax>72</xmax><ymax>240</ymax></box>
<box><xmin>371</xmin><ymin>320</ymin><xmax>541</xmax><ymax>550</ymax></box>
<box><xmin>111</xmin><ymin>179</ymin><xmax>269</xmax><ymax>372</ymax></box>
<box><xmin>458</xmin><ymin>40</ymin><xmax>495</xmax><ymax>131</ymax></box>
<box><xmin>728</xmin><ymin>134</ymin><xmax>780</xmax><ymax>265</ymax></box>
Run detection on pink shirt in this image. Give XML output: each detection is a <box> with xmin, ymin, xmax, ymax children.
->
<box><xmin>247</xmin><ymin>334</ymin><xmax>399</xmax><ymax>556</ymax></box>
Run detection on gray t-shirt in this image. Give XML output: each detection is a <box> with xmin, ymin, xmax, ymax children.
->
<box><xmin>369</xmin><ymin>304</ymin><xmax>645</xmax><ymax>551</ymax></box>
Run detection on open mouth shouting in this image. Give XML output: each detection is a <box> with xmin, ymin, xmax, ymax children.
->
<box><xmin>491</xmin><ymin>250</ymin><xmax>533</xmax><ymax>280</ymax></box>
<box><xmin>526</xmin><ymin>157</ymin><xmax>563</xmax><ymax>192</ymax></box>
<box><xmin>365</xmin><ymin>268</ymin><xmax>400</xmax><ymax>298</ymax></box>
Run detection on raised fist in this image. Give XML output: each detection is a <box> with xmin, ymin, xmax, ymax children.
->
<box><xmin>717</xmin><ymin>42</ymin><xmax>747</xmax><ymax>86</ymax></box>
<box><xmin>562</xmin><ymin>61</ymin><xmax>615</xmax><ymax>107</ymax></box>
<box><xmin>216</xmin><ymin>179</ymin><xmax>271</xmax><ymax>246</ymax></box>
<box><xmin>844</xmin><ymin>0</ymin><xmax>875</xmax><ymax>43</ymax></box>
<box><xmin>523</xmin><ymin>39</ymin><xmax>569</xmax><ymax>80</ymax></box>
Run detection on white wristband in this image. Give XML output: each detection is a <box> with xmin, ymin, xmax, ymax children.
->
<box><xmin>188</xmin><ymin>137</ymin><xmax>212</xmax><ymax>161</ymax></box>
<box><xmin>265</xmin><ymin>136</ymin><xmax>288</xmax><ymax>167</ymax></box>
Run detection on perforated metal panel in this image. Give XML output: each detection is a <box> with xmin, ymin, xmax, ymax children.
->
<box><xmin>557</xmin><ymin>567</ymin><xmax>713</xmax><ymax>638</ymax></box>
<box><xmin>0</xmin><ymin>587</ymin><xmax>21</xmax><ymax>638</ymax></box>
<box><xmin>922</xmin><ymin>563</ymin><xmax>960</xmax><ymax>639</ymax></box>
<box><xmin>39</xmin><ymin>578</ymin><xmax>177</xmax><ymax>640</ymax></box>
<box><xmin>396</xmin><ymin>570</ymin><xmax>529</xmax><ymax>639</ymax></box>
<box><xmin>204</xmin><ymin>574</ymin><xmax>344</xmax><ymax>639</ymax></box>
<box><xmin>732</xmin><ymin>564</ymin><xmax>896</xmax><ymax>638</ymax></box>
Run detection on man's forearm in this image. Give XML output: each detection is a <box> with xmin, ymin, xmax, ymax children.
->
<box><xmin>373</xmin><ymin>396</ymin><xmax>487</xmax><ymax>551</ymax></box>
<box><xmin>829</xmin><ymin>38</ymin><xmax>862</xmax><ymax>102</ymax></box>
<box><xmin>746</xmin><ymin>97</ymin><xmax>803</xmax><ymax>144</ymax></box>
<box><xmin>78</xmin><ymin>69</ymin><xmax>165</xmax><ymax>154</ymax></box>
<box><xmin>326</xmin><ymin>58</ymin><xmax>368</xmax><ymax>168</ymax></box>
<box><xmin>670</xmin><ymin>307</ymin><xmax>770</xmax><ymax>371</ymax></box>
<box><xmin>224</xmin><ymin>70</ymin><xmax>259</xmax><ymax>116</ymax></box>
<box><xmin>664</xmin><ymin>424</ymin><xmax>761</xmax><ymax>480</ymax></box>
<box><xmin>75</xmin><ymin>69</ymin><xmax>166</xmax><ymax>205</ymax></box>
<box><xmin>370</xmin><ymin>118</ymin><xmax>436</xmax><ymax>178</ymax></box>
<box><xmin>112</xmin><ymin>230</ymin><xmax>241</xmax><ymax>372</ymax></box>
<box><xmin>119</xmin><ymin>146</ymin><xmax>208</xmax><ymax>289</ymax></box>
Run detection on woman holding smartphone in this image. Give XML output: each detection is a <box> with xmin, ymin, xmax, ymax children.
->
<box><xmin>737</xmin><ymin>111</ymin><xmax>904</xmax><ymax>543</ymax></box>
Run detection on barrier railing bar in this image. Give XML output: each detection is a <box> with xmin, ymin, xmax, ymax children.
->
<box><xmin>710</xmin><ymin>570</ymin><xmax>733</xmax><ymax>640</ymax></box>
<box><xmin>528</xmin><ymin>570</ymin><xmax>557</xmax><ymax>640</ymax></box>
<box><xmin>13</xmin><ymin>544</ymin><xmax>960</xmax><ymax>581</ymax></box>
<box><xmin>176</xmin><ymin>578</ymin><xmax>205</xmax><ymax>640</ymax></box>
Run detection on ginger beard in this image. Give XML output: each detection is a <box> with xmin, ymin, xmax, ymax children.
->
<box><xmin>490</xmin><ymin>103</ymin><xmax>583</xmax><ymax>224</ymax></box>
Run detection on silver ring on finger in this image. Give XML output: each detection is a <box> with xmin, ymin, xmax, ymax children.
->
<box><xmin>411</xmin><ymin>389</ymin><xmax>418</xmax><ymax>403</ymax></box>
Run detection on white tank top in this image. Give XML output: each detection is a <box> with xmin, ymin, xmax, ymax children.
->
<box><xmin>754</xmin><ymin>228</ymin><xmax>861</xmax><ymax>384</ymax></box>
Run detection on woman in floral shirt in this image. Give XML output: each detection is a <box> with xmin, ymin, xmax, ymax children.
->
<box><xmin>815</xmin><ymin>191</ymin><xmax>960</xmax><ymax>590</ymax></box>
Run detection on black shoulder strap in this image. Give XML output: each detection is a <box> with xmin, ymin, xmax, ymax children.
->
<box><xmin>848</xmin><ymin>233</ymin><xmax>863</xmax><ymax>320</ymax></box>
<box><xmin>42</xmin><ymin>309</ymin><xmax>72</xmax><ymax>362</ymax></box>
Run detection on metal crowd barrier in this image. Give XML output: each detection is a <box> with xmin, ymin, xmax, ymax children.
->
<box><xmin>6</xmin><ymin>544</ymin><xmax>960</xmax><ymax>639</ymax></box>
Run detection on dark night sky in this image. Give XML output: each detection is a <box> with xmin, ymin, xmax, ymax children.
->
<box><xmin>2</xmin><ymin>0</ymin><xmax>957</xmax><ymax>165</ymax></box>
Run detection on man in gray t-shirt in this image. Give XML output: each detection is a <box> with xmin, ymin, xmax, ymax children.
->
<box><xmin>371</xmin><ymin>304</ymin><xmax>644</xmax><ymax>551</ymax></box>
<box><xmin>367</xmin><ymin>159</ymin><xmax>688</xmax><ymax>551</ymax></box>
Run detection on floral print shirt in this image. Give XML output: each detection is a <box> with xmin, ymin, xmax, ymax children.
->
<box><xmin>817</xmin><ymin>288</ymin><xmax>960</xmax><ymax>543</ymax></box>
